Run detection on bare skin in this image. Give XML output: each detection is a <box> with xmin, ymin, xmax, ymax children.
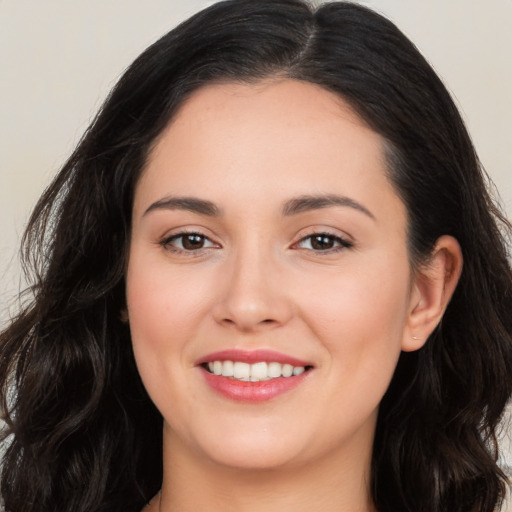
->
<box><xmin>130</xmin><ymin>79</ymin><xmax>462</xmax><ymax>512</ymax></box>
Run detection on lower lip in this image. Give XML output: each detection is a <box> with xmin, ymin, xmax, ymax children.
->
<box><xmin>200</xmin><ymin>368</ymin><xmax>310</xmax><ymax>402</ymax></box>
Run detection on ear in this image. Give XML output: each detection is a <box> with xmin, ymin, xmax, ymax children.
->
<box><xmin>402</xmin><ymin>235</ymin><xmax>463</xmax><ymax>352</ymax></box>
<box><xmin>120</xmin><ymin>309</ymin><xmax>129</xmax><ymax>323</ymax></box>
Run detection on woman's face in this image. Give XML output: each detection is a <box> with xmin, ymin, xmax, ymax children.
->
<box><xmin>126</xmin><ymin>79</ymin><xmax>419</xmax><ymax>472</ymax></box>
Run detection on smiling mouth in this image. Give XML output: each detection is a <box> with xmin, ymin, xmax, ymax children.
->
<box><xmin>202</xmin><ymin>361</ymin><xmax>313</xmax><ymax>382</ymax></box>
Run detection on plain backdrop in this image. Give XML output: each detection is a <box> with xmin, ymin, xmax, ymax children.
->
<box><xmin>1</xmin><ymin>0</ymin><xmax>511</xmax><ymax>319</ymax></box>
<box><xmin>0</xmin><ymin>1</ymin><xmax>511</xmax><ymax>503</ymax></box>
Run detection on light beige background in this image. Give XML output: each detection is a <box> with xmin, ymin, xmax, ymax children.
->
<box><xmin>1</xmin><ymin>0</ymin><xmax>511</xmax><ymax>319</ymax></box>
<box><xmin>0</xmin><ymin>0</ymin><xmax>511</xmax><ymax>505</ymax></box>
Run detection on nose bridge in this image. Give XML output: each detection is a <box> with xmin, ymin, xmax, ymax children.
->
<box><xmin>213</xmin><ymin>235</ymin><xmax>292</xmax><ymax>330</ymax></box>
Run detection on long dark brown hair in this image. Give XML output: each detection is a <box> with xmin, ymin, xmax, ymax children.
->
<box><xmin>1</xmin><ymin>1</ymin><xmax>511</xmax><ymax>511</ymax></box>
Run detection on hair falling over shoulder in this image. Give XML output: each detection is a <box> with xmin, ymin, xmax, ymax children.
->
<box><xmin>1</xmin><ymin>1</ymin><xmax>511</xmax><ymax>511</ymax></box>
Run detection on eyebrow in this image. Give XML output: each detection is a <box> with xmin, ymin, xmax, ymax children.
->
<box><xmin>143</xmin><ymin>196</ymin><xmax>220</xmax><ymax>217</ymax></box>
<box><xmin>142</xmin><ymin>193</ymin><xmax>374</xmax><ymax>220</ymax></box>
<box><xmin>282</xmin><ymin>194</ymin><xmax>375</xmax><ymax>219</ymax></box>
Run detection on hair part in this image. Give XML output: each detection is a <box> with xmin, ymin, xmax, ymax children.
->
<box><xmin>1</xmin><ymin>1</ymin><xmax>511</xmax><ymax>511</ymax></box>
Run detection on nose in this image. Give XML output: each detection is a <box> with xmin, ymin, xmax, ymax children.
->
<box><xmin>211</xmin><ymin>247</ymin><xmax>294</xmax><ymax>333</ymax></box>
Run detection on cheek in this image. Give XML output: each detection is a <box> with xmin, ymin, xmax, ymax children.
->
<box><xmin>125</xmin><ymin>258</ymin><xmax>200</xmax><ymax>420</ymax></box>
<box><xmin>126</xmin><ymin>255</ymin><xmax>213</xmax><ymax>347</ymax></box>
<box><xmin>125</xmin><ymin>249</ymin><xmax>223</xmax><ymax>410</ymax></box>
<box><xmin>296</xmin><ymin>254</ymin><xmax>411</xmax><ymax>381</ymax></box>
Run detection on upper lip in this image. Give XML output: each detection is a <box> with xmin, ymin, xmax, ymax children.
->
<box><xmin>195</xmin><ymin>349</ymin><xmax>313</xmax><ymax>368</ymax></box>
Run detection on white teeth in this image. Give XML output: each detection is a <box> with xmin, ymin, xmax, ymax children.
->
<box><xmin>206</xmin><ymin>360</ymin><xmax>308</xmax><ymax>381</ymax></box>
<box><xmin>213</xmin><ymin>361</ymin><xmax>223</xmax><ymax>376</ymax></box>
<box><xmin>268</xmin><ymin>362</ymin><xmax>282</xmax><ymax>378</ymax></box>
<box><xmin>221</xmin><ymin>360</ymin><xmax>234</xmax><ymax>377</ymax></box>
<box><xmin>282</xmin><ymin>364</ymin><xmax>293</xmax><ymax>377</ymax></box>
<box><xmin>233</xmin><ymin>362</ymin><xmax>250</xmax><ymax>379</ymax></box>
<box><xmin>251</xmin><ymin>362</ymin><xmax>268</xmax><ymax>379</ymax></box>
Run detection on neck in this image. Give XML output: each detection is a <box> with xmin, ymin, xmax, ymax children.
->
<box><xmin>156</xmin><ymin>426</ymin><xmax>376</xmax><ymax>512</ymax></box>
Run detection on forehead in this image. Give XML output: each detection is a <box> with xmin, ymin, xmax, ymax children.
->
<box><xmin>153</xmin><ymin>79</ymin><xmax>377</xmax><ymax>161</ymax></box>
<box><xmin>135</xmin><ymin>79</ymin><xmax>404</xmax><ymax>226</ymax></box>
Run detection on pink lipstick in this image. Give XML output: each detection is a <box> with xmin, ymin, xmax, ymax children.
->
<box><xmin>197</xmin><ymin>349</ymin><xmax>311</xmax><ymax>367</ymax></box>
<box><xmin>196</xmin><ymin>349</ymin><xmax>313</xmax><ymax>402</ymax></box>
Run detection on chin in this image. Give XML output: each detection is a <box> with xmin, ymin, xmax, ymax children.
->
<box><xmin>183</xmin><ymin>421</ymin><xmax>312</xmax><ymax>471</ymax></box>
<box><xmin>205</xmin><ymin>443</ymin><xmax>303</xmax><ymax>472</ymax></box>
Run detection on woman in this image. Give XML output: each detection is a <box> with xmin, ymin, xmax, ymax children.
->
<box><xmin>1</xmin><ymin>1</ymin><xmax>511</xmax><ymax>511</ymax></box>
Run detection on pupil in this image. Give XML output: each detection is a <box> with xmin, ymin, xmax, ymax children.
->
<box><xmin>183</xmin><ymin>234</ymin><xmax>204</xmax><ymax>250</ymax></box>
<box><xmin>312</xmin><ymin>235</ymin><xmax>334</xmax><ymax>250</ymax></box>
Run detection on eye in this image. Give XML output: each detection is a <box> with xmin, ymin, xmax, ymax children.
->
<box><xmin>161</xmin><ymin>232</ymin><xmax>219</xmax><ymax>252</ymax></box>
<box><xmin>296</xmin><ymin>232</ymin><xmax>352</xmax><ymax>252</ymax></box>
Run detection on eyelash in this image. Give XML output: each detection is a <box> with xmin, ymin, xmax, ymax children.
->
<box><xmin>159</xmin><ymin>231</ymin><xmax>353</xmax><ymax>255</ymax></box>
<box><xmin>294</xmin><ymin>231</ymin><xmax>353</xmax><ymax>253</ymax></box>
<box><xmin>159</xmin><ymin>231</ymin><xmax>218</xmax><ymax>254</ymax></box>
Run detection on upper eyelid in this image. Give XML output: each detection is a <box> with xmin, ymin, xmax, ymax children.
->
<box><xmin>167</xmin><ymin>230</ymin><xmax>210</xmax><ymax>239</ymax></box>
<box><xmin>164</xmin><ymin>231</ymin><xmax>219</xmax><ymax>244</ymax></box>
<box><xmin>294</xmin><ymin>233</ymin><xmax>353</xmax><ymax>248</ymax></box>
<box><xmin>160</xmin><ymin>227</ymin><xmax>218</xmax><ymax>242</ymax></box>
<box><xmin>157</xmin><ymin>227</ymin><xmax>354</xmax><ymax>249</ymax></box>
<box><xmin>293</xmin><ymin>227</ymin><xmax>354</xmax><ymax>244</ymax></box>
<box><xmin>159</xmin><ymin>232</ymin><xmax>221</xmax><ymax>256</ymax></box>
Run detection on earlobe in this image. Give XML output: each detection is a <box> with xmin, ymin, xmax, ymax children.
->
<box><xmin>402</xmin><ymin>235</ymin><xmax>463</xmax><ymax>352</ymax></box>
<box><xmin>120</xmin><ymin>309</ymin><xmax>129</xmax><ymax>323</ymax></box>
